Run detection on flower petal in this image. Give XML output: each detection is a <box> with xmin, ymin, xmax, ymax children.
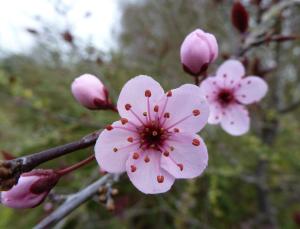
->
<box><xmin>160</xmin><ymin>133</ymin><xmax>208</xmax><ymax>179</ymax></box>
<box><xmin>235</xmin><ymin>76</ymin><xmax>268</xmax><ymax>104</ymax></box>
<box><xmin>95</xmin><ymin>121</ymin><xmax>139</xmax><ymax>173</ymax></box>
<box><xmin>199</xmin><ymin>77</ymin><xmax>219</xmax><ymax>103</ymax></box>
<box><xmin>216</xmin><ymin>60</ymin><xmax>245</xmax><ymax>87</ymax></box>
<box><xmin>117</xmin><ymin>75</ymin><xmax>165</xmax><ymax>125</ymax></box>
<box><xmin>126</xmin><ymin>150</ymin><xmax>175</xmax><ymax>194</ymax></box>
<box><xmin>207</xmin><ymin>102</ymin><xmax>224</xmax><ymax>124</ymax></box>
<box><xmin>158</xmin><ymin>84</ymin><xmax>209</xmax><ymax>133</ymax></box>
<box><xmin>220</xmin><ymin>104</ymin><xmax>250</xmax><ymax>136</ymax></box>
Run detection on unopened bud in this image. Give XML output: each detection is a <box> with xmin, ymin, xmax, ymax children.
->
<box><xmin>231</xmin><ymin>1</ymin><xmax>249</xmax><ymax>33</ymax></box>
<box><xmin>180</xmin><ymin>29</ymin><xmax>218</xmax><ymax>76</ymax></box>
<box><xmin>0</xmin><ymin>169</ymin><xmax>60</xmax><ymax>209</ymax></box>
<box><xmin>71</xmin><ymin>74</ymin><xmax>112</xmax><ymax>110</ymax></box>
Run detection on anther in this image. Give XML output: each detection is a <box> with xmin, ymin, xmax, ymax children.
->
<box><xmin>170</xmin><ymin>146</ymin><xmax>174</xmax><ymax>151</ymax></box>
<box><xmin>163</xmin><ymin>151</ymin><xmax>169</xmax><ymax>157</ymax></box>
<box><xmin>193</xmin><ymin>109</ymin><xmax>200</xmax><ymax>116</ymax></box>
<box><xmin>157</xmin><ymin>175</ymin><xmax>164</xmax><ymax>183</ymax></box>
<box><xmin>150</xmin><ymin>144</ymin><xmax>156</xmax><ymax>148</ymax></box>
<box><xmin>167</xmin><ymin>91</ymin><xmax>172</xmax><ymax>97</ymax></box>
<box><xmin>125</xmin><ymin>104</ymin><xmax>131</xmax><ymax>110</ymax></box>
<box><xmin>133</xmin><ymin>152</ymin><xmax>139</xmax><ymax>160</ymax></box>
<box><xmin>192</xmin><ymin>139</ymin><xmax>200</xmax><ymax>146</ymax></box>
<box><xmin>144</xmin><ymin>156</ymin><xmax>150</xmax><ymax>163</ymax></box>
<box><xmin>143</xmin><ymin>112</ymin><xmax>147</xmax><ymax>116</ymax></box>
<box><xmin>145</xmin><ymin>90</ymin><xmax>151</xmax><ymax>97</ymax></box>
<box><xmin>127</xmin><ymin>137</ymin><xmax>133</xmax><ymax>143</ymax></box>
<box><xmin>164</xmin><ymin>112</ymin><xmax>170</xmax><ymax>118</ymax></box>
<box><xmin>121</xmin><ymin>118</ymin><xmax>128</xmax><ymax>125</ymax></box>
<box><xmin>177</xmin><ymin>164</ymin><xmax>183</xmax><ymax>171</ymax></box>
<box><xmin>152</xmin><ymin>131</ymin><xmax>158</xmax><ymax>136</ymax></box>
<box><xmin>154</xmin><ymin>105</ymin><xmax>159</xmax><ymax>112</ymax></box>
<box><xmin>113</xmin><ymin>147</ymin><xmax>118</xmax><ymax>152</ymax></box>
<box><xmin>130</xmin><ymin>165</ymin><xmax>137</xmax><ymax>172</ymax></box>
<box><xmin>174</xmin><ymin>128</ymin><xmax>179</xmax><ymax>133</ymax></box>
<box><xmin>106</xmin><ymin>125</ymin><xmax>113</xmax><ymax>131</ymax></box>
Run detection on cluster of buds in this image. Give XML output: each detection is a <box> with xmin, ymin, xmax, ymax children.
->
<box><xmin>98</xmin><ymin>185</ymin><xmax>119</xmax><ymax>211</ymax></box>
<box><xmin>1</xmin><ymin>170</ymin><xmax>60</xmax><ymax>208</ymax></box>
<box><xmin>71</xmin><ymin>74</ymin><xmax>116</xmax><ymax>111</ymax></box>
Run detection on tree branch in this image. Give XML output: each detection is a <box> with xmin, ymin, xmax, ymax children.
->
<box><xmin>0</xmin><ymin>130</ymin><xmax>101</xmax><ymax>190</ymax></box>
<box><xmin>238</xmin><ymin>34</ymin><xmax>300</xmax><ymax>56</ymax></box>
<box><xmin>34</xmin><ymin>174</ymin><xmax>116</xmax><ymax>229</ymax></box>
<box><xmin>278</xmin><ymin>99</ymin><xmax>300</xmax><ymax>114</ymax></box>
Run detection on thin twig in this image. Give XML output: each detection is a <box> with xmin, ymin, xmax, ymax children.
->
<box><xmin>34</xmin><ymin>173</ymin><xmax>115</xmax><ymax>229</ymax></box>
<box><xmin>238</xmin><ymin>34</ymin><xmax>300</xmax><ymax>56</ymax></box>
<box><xmin>0</xmin><ymin>131</ymin><xmax>100</xmax><ymax>190</ymax></box>
<box><xmin>278</xmin><ymin>99</ymin><xmax>300</xmax><ymax>114</ymax></box>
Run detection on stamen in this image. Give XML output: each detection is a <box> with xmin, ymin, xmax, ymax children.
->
<box><xmin>173</xmin><ymin>128</ymin><xmax>179</xmax><ymax>133</ymax></box>
<box><xmin>106</xmin><ymin>125</ymin><xmax>113</xmax><ymax>131</ymax></box>
<box><xmin>177</xmin><ymin>163</ymin><xmax>183</xmax><ymax>171</ymax></box>
<box><xmin>143</xmin><ymin>112</ymin><xmax>147</xmax><ymax>116</ymax></box>
<box><xmin>144</xmin><ymin>156</ymin><xmax>150</xmax><ymax>163</ymax></box>
<box><xmin>164</xmin><ymin>112</ymin><xmax>170</xmax><ymax>118</ymax></box>
<box><xmin>192</xmin><ymin>139</ymin><xmax>200</xmax><ymax>146</ymax></box>
<box><xmin>152</xmin><ymin>131</ymin><xmax>158</xmax><ymax>136</ymax></box>
<box><xmin>113</xmin><ymin>147</ymin><xmax>118</xmax><ymax>152</ymax></box>
<box><xmin>165</xmin><ymin>114</ymin><xmax>193</xmax><ymax>130</ymax></box>
<box><xmin>121</xmin><ymin>118</ymin><xmax>128</xmax><ymax>125</ymax></box>
<box><xmin>157</xmin><ymin>175</ymin><xmax>164</xmax><ymax>183</ymax></box>
<box><xmin>145</xmin><ymin>90</ymin><xmax>151</xmax><ymax>97</ymax></box>
<box><xmin>125</xmin><ymin>104</ymin><xmax>131</xmax><ymax>110</ymax></box>
<box><xmin>130</xmin><ymin>165</ymin><xmax>137</xmax><ymax>172</ymax></box>
<box><xmin>166</xmin><ymin>90</ymin><xmax>172</xmax><ymax>97</ymax></box>
<box><xmin>154</xmin><ymin>105</ymin><xmax>159</xmax><ymax>112</ymax></box>
<box><xmin>127</xmin><ymin>137</ymin><xmax>133</xmax><ymax>143</ymax></box>
<box><xmin>129</xmin><ymin>108</ymin><xmax>146</xmax><ymax>125</ymax></box>
<box><xmin>132</xmin><ymin>152</ymin><xmax>139</xmax><ymax>160</ymax></box>
<box><xmin>192</xmin><ymin>109</ymin><xmax>200</xmax><ymax>116</ymax></box>
<box><xmin>163</xmin><ymin>151</ymin><xmax>169</xmax><ymax>157</ymax></box>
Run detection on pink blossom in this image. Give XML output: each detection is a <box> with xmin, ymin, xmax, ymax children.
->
<box><xmin>95</xmin><ymin>75</ymin><xmax>209</xmax><ymax>194</ymax></box>
<box><xmin>0</xmin><ymin>170</ymin><xmax>60</xmax><ymax>209</ymax></box>
<box><xmin>180</xmin><ymin>29</ymin><xmax>218</xmax><ymax>76</ymax></box>
<box><xmin>71</xmin><ymin>74</ymin><xmax>111</xmax><ymax>110</ymax></box>
<box><xmin>200</xmin><ymin>59</ymin><xmax>268</xmax><ymax>136</ymax></box>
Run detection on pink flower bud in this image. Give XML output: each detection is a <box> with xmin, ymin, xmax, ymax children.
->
<box><xmin>180</xmin><ymin>29</ymin><xmax>218</xmax><ymax>76</ymax></box>
<box><xmin>0</xmin><ymin>170</ymin><xmax>60</xmax><ymax>209</ymax></box>
<box><xmin>71</xmin><ymin>74</ymin><xmax>111</xmax><ymax>110</ymax></box>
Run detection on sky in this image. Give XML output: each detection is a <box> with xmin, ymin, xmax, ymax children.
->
<box><xmin>0</xmin><ymin>0</ymin><xmax>120</xmax><ymax>53</ymax></box>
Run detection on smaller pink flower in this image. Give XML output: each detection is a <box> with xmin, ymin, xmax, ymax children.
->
<box><xmin>0</xmin><ymin>170</ymin><xmax>60</xmax><ymax>209</ymax></box>
<box><xmin>180</xmin><ymin>29</ymin><xmax>218</xmax><ymax>76</ymax></box>
<box><xmin>200</xmin><ymin>59</ymin><xmax>268</xmax><ymax>136</ymax></box>
<box><xmin>95</xmin><ymin>75</ymin><xmax>209</xmax><ymax>194</ymax></box>
<box><xmin>71</xmin><ymin>74</ymin><xmax>112</xmax><ymax>110</ymax></box>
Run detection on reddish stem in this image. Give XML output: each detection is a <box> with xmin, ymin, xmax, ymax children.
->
<box><xmin>57</xmin><ymin>154</ymin><xmax>95</xmax><ymax>176</ymax></box>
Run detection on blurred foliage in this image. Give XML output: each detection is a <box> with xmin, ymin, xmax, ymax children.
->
<box><xmin>1</xmin><ymin>0</ymin><xmax>300</xmax><ymax>228</ymax></box>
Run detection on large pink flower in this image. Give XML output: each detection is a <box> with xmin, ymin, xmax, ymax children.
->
<box><xmin>95</xmin><ymin>75</ymin><xmax>209</xmax><ymax>194</ymax></box>
<box><xmin>200</xmin><ymin>59</ymin><xmax>268</xmax><ymax>136</ymax></box>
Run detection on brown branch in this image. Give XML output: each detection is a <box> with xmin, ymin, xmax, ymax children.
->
<box><xmin>0</xmin><ymin>131</ymin><xmax>100</xmax><ymax>191</ymax></box>
<box><xmin>34</xmin><ymin>174</ymin><xmax>118</xmax><ymax>229</ymax></box>
<box><xmin>238</xmin><ymin>34</ymin><xmax>300</xmax><ymax>56</ymax></box>
<box><xmin>278</xmin><ymin>99</ymin><xmax>300</xmax><ymax>114</ymax></box>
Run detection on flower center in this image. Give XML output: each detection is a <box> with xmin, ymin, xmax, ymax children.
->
<box><xmin>218</xmin><ymin>89</ymin><xmax>234</xmax><ymax>105</ymax></box>
<box><xmin>139</xmin><ymin>121</ymin><xmax>169</xmax><ymax>150</ymax></box>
